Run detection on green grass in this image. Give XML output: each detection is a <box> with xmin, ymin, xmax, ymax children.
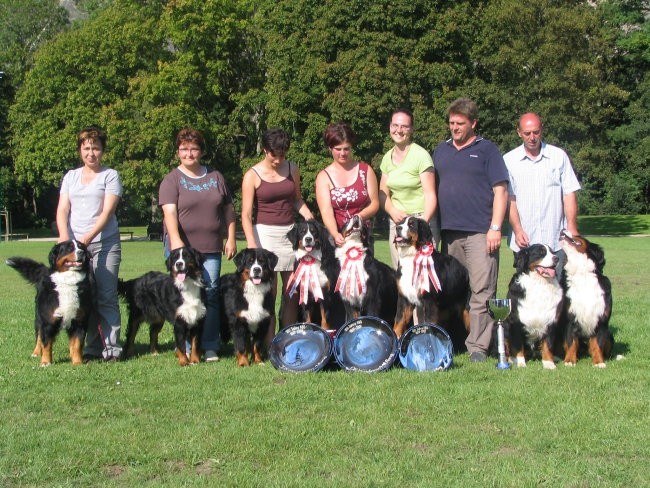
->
<box><xmin>0</xmin><ymin>236</ymin><xmax>649</xmax><ymax>487</ymax></box>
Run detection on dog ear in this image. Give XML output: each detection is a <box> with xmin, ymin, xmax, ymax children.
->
<box><xmin>415</xmin><ymin>218</ymin><xmax>433</xmax><ymax>247</ymax></box>
<box><xmin>48</xmin><ymin>243</ymin><xmax>60</xmax><ymax>269</ymax></box>
<box><xmin>588</xmin><ymin>242</ymin><xmax>606</xmax><ymax>272</ymax></box>
<box><xmin>286</xmin><ymin>225</ymin><xmax>298</xmax><ymax>248</ymax></box>
<box><xmin>165</xmin><ymin>252</ymin><xmax>173</xmax><ymax>271</ymax></box>
<box><xmin>513</xmin><ymin>248</ymin><xmax>528</xmax><ymax>272</ymax></box>
<box><xmin>266</xmin><ymin>250</ymin><xmax>279</xmax><ymax>271</ymax></box>
<box><xmin>233</xmin><ymin>250</ymin><xmax>245</xmax><ymax>271</ymax></box>
<box><xmin>190</xmin><ymin>248</ymin><xmax>205</xmax><ymax>267</ymax></box>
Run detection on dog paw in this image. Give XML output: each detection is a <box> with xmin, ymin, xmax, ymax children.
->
<box><xmin>515</xmin><ymin>358</ymin><xmax>526</xmax><ymax>368</ymax></box>
<box><xmin>542</xmin><ymin>360</ymin><xmax>556</xmax><ymax>370</ymax></box>
<box><xmin>563</xmin><ymin>361</ymin><xmax>576</xmax><ymax>367</ymax></box>
<box><xmin>39</xmin><ymin>362</ymin><xmax>52</xmax><ymax>367</ymax></box>
<box><xmin>593</xmin><ymin>362</ymin><xmax>607</xmax><ymax>369</ymax></box>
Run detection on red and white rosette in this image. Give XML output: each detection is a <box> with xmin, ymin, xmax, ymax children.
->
<box><xmin>412</xmin><ymin>242</ymin><xmax>442</xmax><ymax>294</ymax></box>
<box><xmin>287</xmin><ymin>255</ymin><xmax>324</xmax><ymax>305</ymax></box>
<box><xmin>335</xmin><ymin>246</ymin><xmax>367</xmax><ymax>298</ymax></box>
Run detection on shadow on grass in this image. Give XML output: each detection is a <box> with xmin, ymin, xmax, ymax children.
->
<box><xmin>578</xmin><ymin>215</ymin><xmax>650</xmax><ymax>236</ymax></box>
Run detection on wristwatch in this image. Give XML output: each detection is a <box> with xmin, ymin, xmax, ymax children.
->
<box><xmin>489</xmin><ymin>224</ymin><xmax>501</xmax><ymax>231</ymax></box>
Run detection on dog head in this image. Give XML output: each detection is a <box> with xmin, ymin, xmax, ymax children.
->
<box><xmin>287</xmin><ymin>220</ymin><xmax>326</xmax><ymax>254</ymax></box>
<box><xmin>559</xmin><ymin>230</ymin><xmax>606</xmax><ymax>272</ymax></box>
<box><xmin>166</xmin><ymin>247</ymin><xmax>204</xmax><ymax>283</ymax></box>
<box><xmin>340</xmin><ymin>215</ymin><xmax>370</xmax><ymax>245</ymax></box>
<box><xmin>394</xmin><ymin>216</ymin><xmax>433</xmax><ymax>250</ymax></box>
<box><xmin>514</xmin><ymin>244</ymin><xmax>559</xmax><ymax>279</ymax></box>
<box><xmin>233</xmin><ymin>248</ymin><xmax>278</xmax><ymax>286</ymax></box>
<box><xmin>48</xmin><ymin>240</ymin><xmax>90</xmax><ymax>272</ymax></box>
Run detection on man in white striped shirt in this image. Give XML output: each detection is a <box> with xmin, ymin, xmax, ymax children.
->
<box><xmin>504</xmin><ymin>113</ymin><xmax>581</xmax><ymax>263</ymax></box>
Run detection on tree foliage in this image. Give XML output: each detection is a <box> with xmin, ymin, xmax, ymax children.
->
<box><xmin>5</xmin><ymin>0</ymin><xmax>650</xmax><ymax>227</ymax></box>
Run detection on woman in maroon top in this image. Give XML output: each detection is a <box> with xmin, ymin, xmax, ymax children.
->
<box><xmin>315</xmin><ymin>122</ymin><xmax>379</xmax><ymax>247</ymax></box>
<box><xmin>241</xmin><ymin>128</ymin><xmax>314</xmax><ymax>339</ymax></box>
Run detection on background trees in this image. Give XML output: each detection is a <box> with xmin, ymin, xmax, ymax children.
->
<box><xmin>2</xmin><ymin>0</ymin><xmax>648</xmax><ymax>228</ymax></box>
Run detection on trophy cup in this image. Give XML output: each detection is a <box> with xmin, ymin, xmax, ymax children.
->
<box><xmin>487</xmin><ymin>298</ymin><xmax>511</xmax><ymax>370</ymax></box>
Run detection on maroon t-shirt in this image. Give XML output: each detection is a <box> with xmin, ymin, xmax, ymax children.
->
<box><xmin>159</xmin><ymin>167</ymin><xmax>233</xmax><ymax>253</ymax></box>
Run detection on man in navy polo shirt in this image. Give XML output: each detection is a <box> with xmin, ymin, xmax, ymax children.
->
<box><xmin>432</xmin><ymin>98</ymin><xmax>509</xmax><ymax>363</ymax></box>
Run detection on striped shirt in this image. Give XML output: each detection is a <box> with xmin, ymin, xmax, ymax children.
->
<box><xmin>504</xmin><ymin>142</ymin><xmax>581</xmax><ymax>252</ymax></box>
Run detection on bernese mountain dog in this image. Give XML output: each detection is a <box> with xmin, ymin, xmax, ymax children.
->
<box><xmin>392</xmin><ymin>216</ymin><xmax>470</xmax><ymax>352</ymax></box>
<box><xmin>220</xmin><ymin>248</ymin><xmax>278</xmax><ymax>366</ymax></box>
<box><xmin>6</xmin><ymin>240</ymin><xmax>93</xmax><ymax>366</ymax></box>
<box><xmin>334</xmin><ymin>215</ymin><xmax>398</xmax><ymax>325</ymax></box>
<box><xmin>502</xmin><ymin>244</ymin><xmax>563</xmax><ymax>369</ymax></box>
<box><xmin>286</xmin><ymin>219</ymin><xmax>340</xmax><ymax>329</ymax></box>
<box><xmin>559</xmin><ymin>231</ymin><xmax>614</xmax><ymax>368</ymax></box>
<box><xmin>118</xmin><ymin>246</ymin><xmax>206</xmax><ymax>366</ymax></box>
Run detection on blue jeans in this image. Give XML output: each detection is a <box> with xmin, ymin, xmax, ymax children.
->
<box><xmin>201</xmin><ymin>252</ymin><xmax>223</xmax><ymax>352</ymax></box>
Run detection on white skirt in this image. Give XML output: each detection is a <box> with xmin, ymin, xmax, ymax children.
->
<box><xmin>253</xmin><ymin>223</ymin><xmax>295</xmax><ymax>272</ymax></box>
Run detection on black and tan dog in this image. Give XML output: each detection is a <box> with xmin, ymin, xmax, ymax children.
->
<box><xmin>503</xmin><ymin>244</ymin><xmax>563</xmax><ymax>369</ymax></box>
<box><xmin>6</xmin><ymin>240</ymin><xmax>93</xmax><ymax>366</ymax></box>
<box><xmin>334</xmin><ymin>215</ymin><xmax>398</xmax><ymax>325</ymax></box>
<box><xmin>286</xmin><ymin>219</ymin><xmax>339</xmax><ymax>329</ymax></box>
<box><xmin>559</xmin><ymin>231</ymin><xmax>614</xmax><ymax>368</ymax></box>
<box><xmin>119</xmin><ymin>246</ymin><xmax>206</xmax><ymax>366</ymax></box>
<box><xmin>392</xmin><ymin>216</ymin><xmax>470</xmax><ymax>352</ymax></box>
<box><xmin>220</xmin><ymin>248</ymin><xmax>278</xmax><ymax>366</ymax></box>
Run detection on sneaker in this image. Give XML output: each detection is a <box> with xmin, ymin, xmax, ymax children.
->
<box><xmin>469</xmin><ymin>351</ymin><xmax>487</xmax><ymax>363</ymax></box>
<box><xmin>204</xmin><ymin>350</ymin><xmax>220</xmax><ymax>362</ymax></box>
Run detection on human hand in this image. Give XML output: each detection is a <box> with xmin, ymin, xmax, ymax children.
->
<box><xmin>224</xmin><ymin>239</ymin><xmax>237</xmax><ymax>260</ymax></box>
<box><xmin>486</xmin><ymin>230</ymin><xmax>502</xmax><ymax>255</ymax></box>
<box><xmin>514</xmin><ymin>230</ymin><xmax>530</xmax><ymax>249</ymax></box>
<box><xmin>390</xmin><ymin>209</ymin><xmax>408</xmax><ymax>224</ymax></box>
<box><xmin>334</xmin><ymin>233</ymin><xmax>345</xmax><ymax>247</ymax></box>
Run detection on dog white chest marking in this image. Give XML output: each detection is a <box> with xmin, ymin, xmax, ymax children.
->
<box><xmin>397</xmin><ymin>247</ymin><xmax>420</xmax><ymax>305</ymax></box>
<box><xmin>241</xmin><ymin>281</ymin><xmax>271</xmax><ymax>331</ymax></box>
<box><xmin>565</xmin><ymin>254</ymin><xmax>606</xmax><ymax>336</ymax></box>
<box><xmin>515</xmin><ymin>273</ymin><xmax>563</xmax><ymax>340</ymax></box>
<box><xmin>175</xmin><ymin>278</ymin><xmax>206</xmax><ymax>327</ymax></box>
<box><xmin>51</xmin><ymin>271</ymin><xmax>86</xmax><ymax>329</ymax></box>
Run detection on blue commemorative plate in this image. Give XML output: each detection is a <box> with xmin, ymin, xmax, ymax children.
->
<box><xmin>269</xmin><ymin>323</ymin><xmax>332</xmax><ymax>373</ymax></box>
<box><xmin>333</xmin><ymin>316</ymin><xmax>398</xmax><ymax>372</ymax></box>
<box><xmin>398</xmin><ymin>323</ymin><xmax>453</xmax><ymax>372</ymax></box>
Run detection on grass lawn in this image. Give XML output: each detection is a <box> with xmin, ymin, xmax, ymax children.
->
<box><xmin>0</xmin><ymin>234</ymin><xmax>648</xmax><ymax>487</ymax></box>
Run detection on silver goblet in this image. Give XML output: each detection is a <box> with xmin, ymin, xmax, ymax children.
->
<box><xmin>487</xmin><ymin>298</ymin><xmax>511</xmax><ymax>370</ymax></box>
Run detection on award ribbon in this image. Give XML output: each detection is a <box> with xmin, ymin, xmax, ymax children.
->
<box><xmin>335</xmin><ymin>246</ymin><xmax>367</xmax><ymax>298</ymax></box>
<box><xmin>412</xmin><ymin>242</ymin><xmax>442</xmax><ymax>294</ymax></box>
<box><xmin>287</xmin><ymin>255</ymin><xmax>324</xmax><ymax>305</ymax></box>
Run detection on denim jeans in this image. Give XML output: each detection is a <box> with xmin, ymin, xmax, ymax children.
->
<box><xmin>200</xmin><ymin>252</ymin><xmax>223</xmax><ymax>352</ymax></box>
<box><xmin>84</xmin><ymin>237</ymin><xmax>122</xmax><ymax>359</ymax></box>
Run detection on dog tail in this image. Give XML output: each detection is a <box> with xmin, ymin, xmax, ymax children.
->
<box><xmin>5</xmin><ymin>257</ymin><xmax>49</xmax><ymax>286</ymax></box>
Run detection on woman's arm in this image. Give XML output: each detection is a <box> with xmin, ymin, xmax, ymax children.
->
<box><xmin>223</xmin><ymin>202</ymin><xmax>237</xmax><ymax>260</ymax></box>
<box><xmin>315</xmin><ymin>170</ymin><xmax>344</xmax><ymax>247</ymax></box>
<box><xmin>241</xmin><ymin>169</ymin><xmax>258</xmax><ymax>248</ymax></box>
<box><xmin>161</xmin><ymin>203</ymin><xmax>185</xmax><ymax>251</ymax></box>
<box><xmin>79</xmin><ymin>193</ymin><xmax>121</xmax><ymax>246</ymax></box>
<box><xmin>56</xmin><ymin>193</ymin><xmax>72</xmax><ymax>243</ymax></box>
<box><xmin>420</xmin><ymin>169</ymin><xmax>437</xmax><ymax>223</ymax></box>
<box><xmin>379</xmin><ymin>173</ymin><xmax>406</xmax><ymax>224</ymax></box>
<box><xmin>357</xmin><ymin>164</ymin><xmax>379</xmax><ymax>221</ymax></box>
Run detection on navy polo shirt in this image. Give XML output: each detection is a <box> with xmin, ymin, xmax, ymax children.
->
<box><xmin>432</xmin><ymin>137</ymin><xmax>508</xmax><ymax>233</ymax></box>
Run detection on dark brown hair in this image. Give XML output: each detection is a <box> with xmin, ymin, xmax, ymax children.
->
<box><xmin>262</xmin><ymin>128</ymin><xmax>290</xmax><ymax>155</ymax></box>
<box><xmin>323</xmin><ymin>122</ymin><xmax>356</xmax><ymax>149</ymax></box>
